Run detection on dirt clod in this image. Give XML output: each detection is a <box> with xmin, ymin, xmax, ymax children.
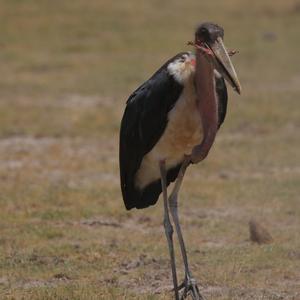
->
<box><xmin>249</xmin><ymin>219</ymin><xmax>273</xmax><ymax>244</ymax></box>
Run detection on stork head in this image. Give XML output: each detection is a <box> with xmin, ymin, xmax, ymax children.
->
<box><xmin>195</xmin><ymin>22</ymin><xmax>241</xmax><ymax>94</ymax></box>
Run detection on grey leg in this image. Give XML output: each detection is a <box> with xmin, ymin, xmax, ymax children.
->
<box><xmin>169</xmin><ymin>158</ymin><xmax>190</xmax><ymax>275</ymax></box>
<box><xmin>159</xmin><ymin>160</ymin><xmax>179</xmax><ymax>300</ymax></box>
<box><xmin>169</xmin><ymin>158</ymin><xmax>205</xmax><ymax>300</ymax></box>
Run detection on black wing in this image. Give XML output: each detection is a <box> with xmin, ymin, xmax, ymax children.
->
<box><xmin>119</xmin><ymin>53</ymin><xmax>186</xmax><ymax>210</ymax></box>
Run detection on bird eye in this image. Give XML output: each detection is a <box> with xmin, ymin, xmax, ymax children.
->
<box><xmin>201</xmin><ymin>27</ymin><xmax>208</xmax><ymax>34</ymax></box>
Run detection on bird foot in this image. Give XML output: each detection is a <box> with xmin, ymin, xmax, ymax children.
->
<box><xmin>178</xmin><ymin>276</ymin><xmax>205</xmax><ymax>300</ymax></box>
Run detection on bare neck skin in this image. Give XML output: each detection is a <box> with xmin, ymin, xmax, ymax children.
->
<box><xmin>191</xmin><ymin>49</ymin><xmax>218</xmax><ymax>164</ymax></box>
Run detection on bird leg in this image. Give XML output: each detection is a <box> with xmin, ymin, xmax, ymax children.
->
<box><xmin>159</xmin><ymin>160</ymin><xmax>179</xmax><ymax>300</ymax></box>
<box><xmin>168</xmin><ymin>157</ymin><xmax>205</xmax><ymax>300</ymax></box>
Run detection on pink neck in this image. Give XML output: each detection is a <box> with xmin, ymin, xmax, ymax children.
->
<box><xmin>191</xmin><ymin>50</ymin><xmax>218</xmax><ymax>163</ymax></box>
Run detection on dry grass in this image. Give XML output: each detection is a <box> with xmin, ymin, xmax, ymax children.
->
<box><xmin>0</xmin><ymin>0</ymin><xmax>299</xmax><ymax>299</ymax></box>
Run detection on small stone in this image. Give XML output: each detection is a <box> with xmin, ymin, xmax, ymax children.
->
<box><xmin>53</xmin><ymin>273</ymin><xmax>71</xmax><ymax>280</ymax></box>
<box><xmin>249</xmin><ymin>219</ymin><xmax>273</xmax><ymax>244</ymax></box>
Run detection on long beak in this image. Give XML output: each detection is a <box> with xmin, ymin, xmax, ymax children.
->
<box><xmin>209</xmin><ymin>37</ymin><xmax>242</xmax><ymax>94</ymax></box>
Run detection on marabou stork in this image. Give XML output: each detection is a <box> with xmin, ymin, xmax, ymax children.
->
<box><xmin>119</xmin><ymin>22</ymin><xmax>241</xmax><ymax>299</ymax></box>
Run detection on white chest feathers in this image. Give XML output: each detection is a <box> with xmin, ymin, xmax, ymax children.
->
<box><xmin>135</xmin><ymin>80</ymin><xmax>203</xmax><ymax>189</ymax></box>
